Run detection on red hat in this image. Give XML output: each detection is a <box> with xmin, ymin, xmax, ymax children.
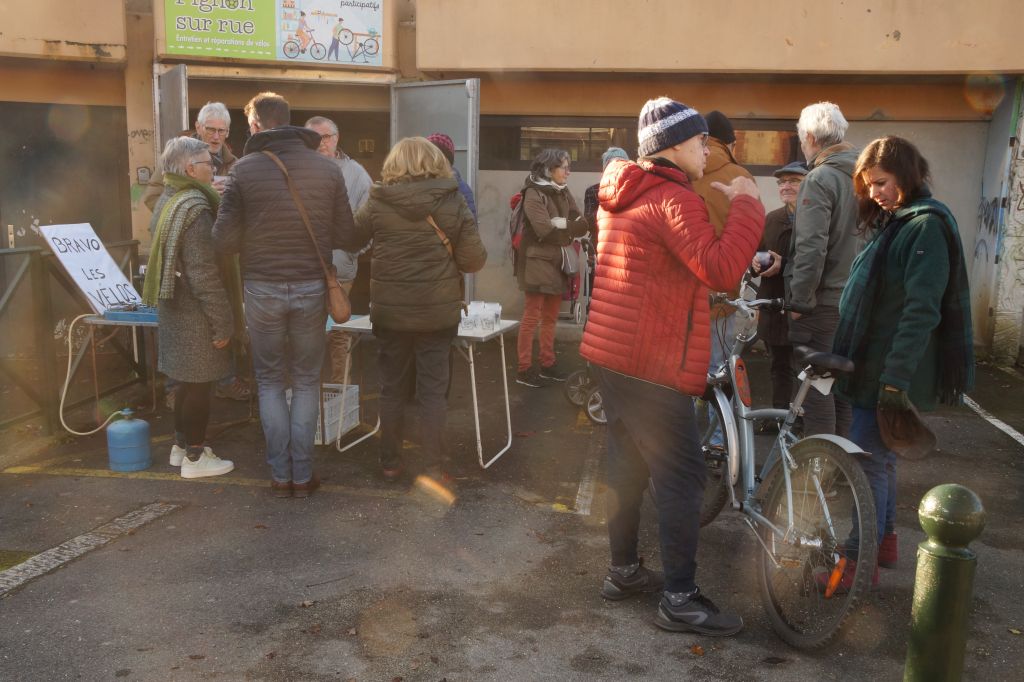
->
<box><xmin>427</xmin><ymin>133</ymin><xmax>455</xmax><ymax>163</ymax></box>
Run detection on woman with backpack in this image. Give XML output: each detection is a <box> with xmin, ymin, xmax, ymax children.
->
<box><xmin>514</xmin><ymin>148</ymin><xmax>589</xmax><ymax>387</ymax></box>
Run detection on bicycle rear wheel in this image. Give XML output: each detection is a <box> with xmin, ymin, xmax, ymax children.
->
<box><xmin>694</xmin><ymin>397</ymin><xmax>730</xmax><ymax>527</ymax></box>
<box><xmin>756</xmin><ymin>440</ymin><xmax>877</xmax><ymax>649</ymax></box>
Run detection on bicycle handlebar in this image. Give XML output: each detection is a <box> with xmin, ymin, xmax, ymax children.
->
<box><xmin>711</xmin><ymin>293</ymin><xmax>788</xmax><ymax>312</ymax></box>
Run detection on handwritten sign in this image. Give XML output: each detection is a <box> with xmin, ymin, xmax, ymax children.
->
<box><xmin>40</xmin><ymin>223</ymin><xmax>142</xmax><ymax>314</ymax></box>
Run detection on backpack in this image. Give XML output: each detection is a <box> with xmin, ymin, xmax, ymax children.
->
<box><xmin>508</xmin><ymin>190</ymin><xmax>527</xmax><ymax>259</ymax></box>
<box><xmin>509</xmin><ymin>188</ymin><xmax>545</xmax><ymax>268</ymax></box>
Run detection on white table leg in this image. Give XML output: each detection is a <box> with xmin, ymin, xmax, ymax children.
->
<box><xmin>336</xmin><ymin>332</ymin><xmax>380</xmax><ymax>452</ymax></box>
<box><xmin>458</xmin><ymin>334</ymin><xmax>514</xmax><ymax>469</ymax></box>
<box><xmin>480</xmin><ymin>332</ymin><xmax>514</xmax><ymax>469</ymax></box>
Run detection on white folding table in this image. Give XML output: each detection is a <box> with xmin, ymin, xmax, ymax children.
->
<box><xmin>328</xmin><ymin>315</ymin><xmax>519</xmax><ymax>469</ymax></box>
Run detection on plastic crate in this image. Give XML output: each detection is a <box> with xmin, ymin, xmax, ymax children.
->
<box><xmin>286</xmin><ymin>383</ymin><xmax>359</xmax><ymax>445</ymax></box>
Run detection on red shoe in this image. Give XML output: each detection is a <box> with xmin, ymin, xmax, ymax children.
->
<box><xmin>878</xmin><ymin>533</ymin><xmax>898</xmax><ymax>568</ymax></box>
<box><xmin>815</xmin><ymin>558</ymin><xmax>880</xmax><ymax>596</ymax></box>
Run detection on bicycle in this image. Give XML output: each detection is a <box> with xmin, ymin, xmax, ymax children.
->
<box><xmin>690</xmin><ymin>290</ymin><xmax>878</xmax><ymax>649</ymax></box>
<box><xmin>338</xmin><ymin>28</ymin><xmax>380</xmax><ymax>63</ymax></box>
<box><xmin>283</xmin><ymin>29</ymin><xmax>327</xmax><ymax>61</ymax></box>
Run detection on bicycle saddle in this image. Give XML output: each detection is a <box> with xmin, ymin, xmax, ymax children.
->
<box><xmin>794</xmin><ymin>346</ymin><xmax>855</xmax><ymax>374</ymax></box>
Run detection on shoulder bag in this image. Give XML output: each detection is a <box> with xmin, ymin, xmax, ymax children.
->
<box><xmin>261</xmin><ymin>150</ymin><xmax>351</xmax><ymax>323</ymax></box>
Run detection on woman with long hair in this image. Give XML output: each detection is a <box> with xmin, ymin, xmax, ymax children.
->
<box><xmin>514</xmin><ymin>149</ymin><xmax>589</xmax><ymax>387</ymax></box>
<box><xmin>831</xmin><ymin>135</ymin><xmax>974</xmax><ymax>588</ymax></box>
<box><xmin>351</xmin><ymin>137</ymin><xmax>487</xmax><ymax>479</ymax></box>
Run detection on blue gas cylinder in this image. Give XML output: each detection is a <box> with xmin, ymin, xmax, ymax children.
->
<box><xmin>107</xmin><ymin>409</ymin><xmax>152</xmax><ymax>472</ymax></box>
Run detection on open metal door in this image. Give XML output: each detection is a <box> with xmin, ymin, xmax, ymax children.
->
<box><xmin>154</xmin><ymin>64</ymin><xmax>189</xmax><ymax>156</ymax></box>
<box><xmin>391</xmin><ymin>79</ymin><xmax>480</xmax><ymax>298</ymax></box>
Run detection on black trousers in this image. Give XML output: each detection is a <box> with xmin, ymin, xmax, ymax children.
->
<box><xmin>788</xmin><ymin>306</ymin><xmax>851</xmax><ymax>437</ymax></box>
<box><xmin>376</xmin><ymin>326</ymin><xmax>457</xmax><ymax>468</ymax></box>
<box><xmin>174</xmin><ymin>381</ymin><xmax>212</xmax><ymax>447</ymax></box>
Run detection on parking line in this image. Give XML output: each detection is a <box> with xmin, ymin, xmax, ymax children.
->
<box><xmin>0</xmin><ymin>502</ymin><xmax>179</xmax><ymax>596</ymax></box>
<box><xmin>574</xmin><ymin>456</ymin><xmax>600</xmax><ymax>516</ymax></box>
<box><xmin>0</xmin><ymin>465</ymin><xmax>405</xmax><ymax>499</ymax></box>
<box><xmin>964</xmin><ymin>396</ymin><xmax>1024</xmax><ymax>450</ymax></box>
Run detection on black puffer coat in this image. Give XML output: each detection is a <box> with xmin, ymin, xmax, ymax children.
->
<box><xmin>352</xmin><ymin>178</ymin><xmax>487</xmax><ymax>332</ymax></box>
<box><xmin>212</xmin><ymin>126</ymin><xmax>354</xmax><ymax>281</ymax></box>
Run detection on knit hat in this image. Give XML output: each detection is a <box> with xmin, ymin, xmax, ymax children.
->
<box><xmin>705</xmin><ymin>111</ymin><xmax>736</xmax><ymax>144</ymax></box>
<box><xmin>637</xmin><ymin>97</ymin><xmax>708</xmax><ymax>157</ymax></box>
<box><xmin>773</xmin><ymin>161</ymin><xmax>809</xmax><ymax>177</ymax></box>
<box><xmin>601</xmin><ymin>147</ymin><xmax>629</xmax><ymax>169</ymax></box>
<box><xmin>426</xmin><ymin>132</ymin><xmax>455</xmax><ymax>164</ymax></box>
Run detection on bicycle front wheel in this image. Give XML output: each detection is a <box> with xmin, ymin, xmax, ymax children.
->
<box><xmin>310</xmin><ymin>42</ymin><xmax>327</xmax><ymax>60</ymax></box>
<box><xmin>756</xmin><ymin>440</ymin><xmax>877</xmax><ymax>649</ymax></box>
<box><xmin>694</xmin><ymin>397</ymin><xmax>730</xmax><ymax>527</ymax></box>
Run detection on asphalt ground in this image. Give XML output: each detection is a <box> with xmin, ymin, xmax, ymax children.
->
<box><xmin>1</xmin><ymin>335</ymin><xmax>1023</xmax><ymax>681</ymax></box>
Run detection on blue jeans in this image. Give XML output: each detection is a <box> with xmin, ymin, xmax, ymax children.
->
<box><xmin>594</xmin><ymin>365</ymin><xmax>705</xmax><ymax>593</ymax></box>
<box><xmin>847</xmin><ymin>406</ymin><xmax>897</xmax><ymax>559</ymax></box>
<box><xmin>244</xmin><ymin>279</ymin><xmax>327</xmax><ymax>485</ymax></box>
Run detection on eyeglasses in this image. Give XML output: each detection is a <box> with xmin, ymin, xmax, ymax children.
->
<box><xmin>776</xmin><ymin>177</ymin><xmax>803</xmax><ymax>187</ymax></box>
<box><xmin>191</xmin><ymin>159</ymin><xmax>214</xmax><ymax>167</ymax></box>
<box><xmin>203</xmin><ymin>126</ymin><xmax>229</xmax><ymax>137</ymax></box>
<box><xmin>320</xmin><ymin>133</ymin><xmax>337</xmax><ymax>141</ymax></box>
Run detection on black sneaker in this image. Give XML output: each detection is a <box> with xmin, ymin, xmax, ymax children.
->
<box><xmin>539</xmin><ymin>363</ymin><xmax>569</xmax><ymax>381</ymax></box>
<box><xmin>655</xmin><ymin>587</ymin><xmax>743</xmax><ymax>636</ymax></box>
<box><xmin>515</xmin><ymin>367</ymin><xmax>546</xmax><ymax>388</ymax></box>
<box><xmin>601</xmin><ymin>560</ymin><xmax>664</xmax><ymax>601</ymax></box>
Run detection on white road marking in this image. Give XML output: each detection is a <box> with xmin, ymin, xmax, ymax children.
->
<box><xmin>574</xmin><ymin>457</ymin><xmax>600</xmax><ymax>516</ymax></box>
<box><xmin>0</xmin><ymin>502</ymin><xmax>180</xmax><ymax>596</ymax></box>
<box><xmin>964</xmin><ymin>396</ymin><xmax>1024</xmax><ymax>450</ymax></box>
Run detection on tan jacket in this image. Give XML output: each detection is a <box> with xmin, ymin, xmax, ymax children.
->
<box><xmin>691</xmin><ymin>138</ymin><xmax>755</xmax><ymax>234</ymax></box>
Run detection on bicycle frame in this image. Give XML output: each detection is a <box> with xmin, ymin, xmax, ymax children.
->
<box><xmin>704</xmin><ymin>297</ymin><xmax>864</xmax><ymax>548</ymax></box>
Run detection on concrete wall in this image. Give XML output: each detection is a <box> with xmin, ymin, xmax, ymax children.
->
<box><xmin>419</xmin><ymin>0</ymin><xmax>1024</xmax><ymax>74</ymax></box>
<box><xmin>0</xmin><ymin>0</ymin><xmax>127</xmax><ymax>63</ymax></box>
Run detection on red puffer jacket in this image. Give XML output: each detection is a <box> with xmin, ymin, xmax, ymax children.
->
<box><xmin>580</xmin><ymin>158</ymin><xmax>764</xmax><ymax>395</ymax></box>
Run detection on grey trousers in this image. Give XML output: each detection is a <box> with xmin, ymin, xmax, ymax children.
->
<box><xmin>788</xmin><ymin>305</ymin><xmax>851</xmax><ymax>438</ymax></box>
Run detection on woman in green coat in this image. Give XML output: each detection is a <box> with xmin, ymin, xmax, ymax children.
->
<box><xmin>832</xmin><ymin>136</ymin><xmax>974</xmax><ymax>588</ymax></box>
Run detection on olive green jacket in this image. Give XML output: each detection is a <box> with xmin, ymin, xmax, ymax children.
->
<box><xmin>352</xmin><ymin>178</ymin><xmax>486</xmax><ymax>332</ymax></box>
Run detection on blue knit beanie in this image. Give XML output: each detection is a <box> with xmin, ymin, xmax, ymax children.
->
<box><xmin>637</xmin><ymin>97</ymin><xmax>708</xmax><ymax>157</ymax></box>
<box><xmin>601</xmin><ymin>147</ymin><xmax>629</xmax><ymax>169</ymax></box>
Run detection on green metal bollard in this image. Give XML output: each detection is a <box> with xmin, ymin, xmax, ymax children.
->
<box><xmin>904</xmin><ymin>484</ymin><xmax>986</xmax><ymax>682</ymax></box>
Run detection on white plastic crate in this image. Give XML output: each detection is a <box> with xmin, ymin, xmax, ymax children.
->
<box><xmin>286</xmin><ymin>383</ymin><xmax>359</xmax><ymax>445</ymax></box>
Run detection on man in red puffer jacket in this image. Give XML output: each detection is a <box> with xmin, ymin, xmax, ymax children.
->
<box><xmin>581</xmin><ymin>97</ymin><xmax>763</xmax><ymax>637</ymax></box>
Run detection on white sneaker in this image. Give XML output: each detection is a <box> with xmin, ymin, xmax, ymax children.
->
<box><xmin>169</xmin><ymin>444</ymin><xmax>187</xmax><ymax>467</ymax></box>
<box><xmin>180</xmin><ymin>447</ymin><xmax>234</xmax><ymax>479</ymax></box>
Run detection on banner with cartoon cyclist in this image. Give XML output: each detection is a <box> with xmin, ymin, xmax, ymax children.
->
<box><xmin>163</xmin><ymin>0</ymin><xmax>383</xmax><ymax>67</ymax></box>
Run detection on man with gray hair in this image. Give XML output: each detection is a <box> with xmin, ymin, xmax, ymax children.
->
<box><xmin>784</xmin><ymin>101</ymin><xmax>859</xmax><ymax>437</ymax></box>
<box><xmin>194</xmin><ymin>101</ymin><xmax>237</xmax><ymax>188</ymax></box>
<box><xmin>305</xmin><ymin>115</ymin><xmax>373</xmax><ymax>383</ymax></box>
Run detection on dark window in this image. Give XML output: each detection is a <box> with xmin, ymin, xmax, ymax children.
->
<box><xmin>481</xmin><ymin>115</ymin><xmax>800</xmax><ymax>175</ymax></box>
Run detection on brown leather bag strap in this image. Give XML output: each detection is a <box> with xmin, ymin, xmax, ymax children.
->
<box><xmin>425</xmin><ymin>215</ymin><xmax>454</xmax><ymax>258</ymax></box>
<box><xmin>260</xmin><ymin>150</ymin><xmax>334</xmax><ymax>279</ymax></box>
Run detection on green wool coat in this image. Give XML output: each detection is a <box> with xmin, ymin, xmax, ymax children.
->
<box><xmin>835</xmin><ymin>199</ymin><xmax>963</xmax><ymax>411</ymax></box>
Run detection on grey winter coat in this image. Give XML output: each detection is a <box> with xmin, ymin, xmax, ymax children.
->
<box><xmin>784</xmin><ymin>143</ymin><xmax>860</xmax><ymax>311</ymax></box>
<box><xmin>352</xmin><ymin>177</ymin><xmax>487</xmax><ymax>332</ymax></box>
<box><xmin>156</xmin><ymin>193</ymin><xmax>234</xmax><ymax>383</ymax></box>
<box><xmin>212</xmin><ymin>126</ymin><xmax>355</xmax><ymax>281</ymax></box>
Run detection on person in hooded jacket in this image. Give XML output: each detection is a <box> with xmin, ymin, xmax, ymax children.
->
<box><xmin>581</xmin><ymin>98</ymin><xmax>763</xmax><ymax>636</ymax></box>
<box><xmin>351</xmin><ymin>137</ymin><xmax>487</xmax><ymax>480</ymax></box>
<box><xmin>213</xmin><ymin>92</ymin><xmax>355</xmax><ymax>499</ymax></box>
<box><xmin>514</xmin><ymin>148</ymin><xmax>589</xmax><ymax>387</ymax></box>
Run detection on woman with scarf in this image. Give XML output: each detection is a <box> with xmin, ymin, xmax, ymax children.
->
<box><xmin>144</xmin><ymin>137</ymin><xmax>241</xmax><ymax>479</ymax></box>
<box><xmin>831</xmin><ymin>136</ymin><xmax>974</xmax><ymax>588</ymax></box>
<box><xmin>514</xmin><ymin>148</ymin><xmax>589</xmax><ymax>387</ymax></box>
